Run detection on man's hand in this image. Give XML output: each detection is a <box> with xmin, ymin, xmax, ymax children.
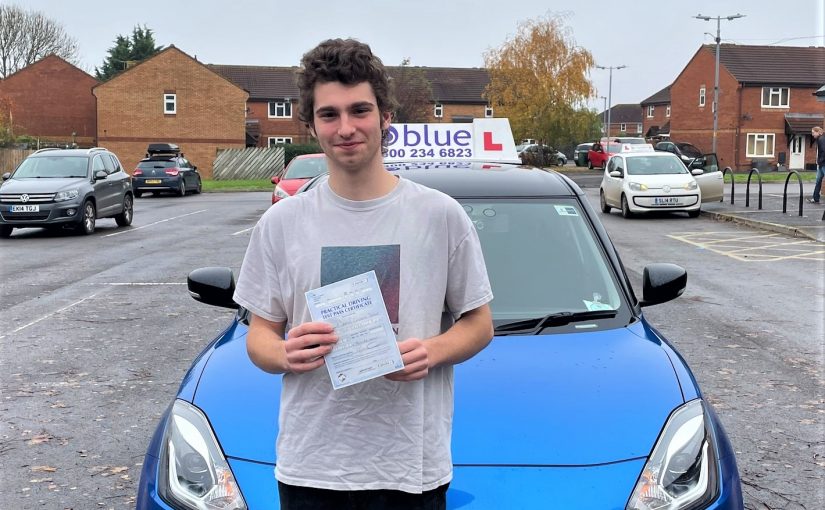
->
<box><xmin>385</xmin><ymin>338</ymin><xmax>429</xmax><ymax>382</ymax></box>
<box><xmin>284</xmin><ymin>322</ymin><xmax>338</xmax><ymax>374</ymax></box>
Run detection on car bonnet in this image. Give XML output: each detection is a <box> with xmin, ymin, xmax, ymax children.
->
<box><xmin>1</xmin><ymin>177</ymin><xmax>88</xmax><ymax>193</ymax></box>
<box><xmin>192</xmin><ymin>319</ymin><xmax>684</xmax><ymax>467</ymax></box>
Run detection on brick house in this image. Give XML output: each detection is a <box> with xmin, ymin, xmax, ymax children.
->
<box><xmin>209</xmin><ymin>65</ymin><xmax>493</xmax><ymax>148</ymax></box>
<box><xmin>0</xmin><ymin>54</ymin><xmax>97</xmax><ymax>147</ymax></box>
<box><xmin>599</xmin><ymin>104</ymin><xmax>643</xmax><ymax>138</ymax></box>
<box><xmin>640</xmin><ymin>86</ymin><xmax>671</xmax><ymax>140</ymax></box>
<box><xmin>93</xmin><ymin>46</ymin><xmax>248</xmax><ymax>178</ymax></box>
<box><xmin>670</xmin><ymin>44</ymin><xmax>825</xmax><ymax>170</ymax></box>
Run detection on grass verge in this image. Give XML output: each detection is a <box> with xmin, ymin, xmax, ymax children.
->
<box><xmin>202</xmin><ymin>179</ymin><xmax>272</xmax><ymax>192</ymax></box>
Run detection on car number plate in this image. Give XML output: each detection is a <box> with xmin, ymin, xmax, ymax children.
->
<box><xmin>11</xmin><ymin>204</ymin><xmax>39</xmax><ymax>212</ymax></box>
<box><xmin>653</xmin><ymin>197</ymin><xmax>681</xmax><ymax>206</ymax></box>
<box><xmin>146</xmin><ymin>179</ymin><xmax>162</xmax><ymax>184</ymax></box>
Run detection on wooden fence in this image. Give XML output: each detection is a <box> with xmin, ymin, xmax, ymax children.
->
<box><xmin>212</xmin><ymin>147</ymin><xmax>285</xmax><ymax>180</ymax></box>
<box><xmin>0</xmin><ymin>148</ymin><xmax>33</xmax><ymax>174</ymax></box>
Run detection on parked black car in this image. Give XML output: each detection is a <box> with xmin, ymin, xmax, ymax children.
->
<box><xmin>654</xmin><ymin>141</ymin><xmax>704</xmax><ymax>167</ymax></box>
<box><xmin>133</xmin><ymin>143</ymin><xmax>202</xmax><ymax>197</ymax></box>
<box><xmin>0</xmin><ymin>147</ymin><xmax>134</xmax><ymax>237</ymax></box>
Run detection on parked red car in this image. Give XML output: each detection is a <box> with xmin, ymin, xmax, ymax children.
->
<box><xmin>271</xmin><ymin>153</ymin><xmax>327</xmax><ymax>204</ymax></box>
<box><xmin>587</xmin><ymin>142</ymin><xmax>623</xmax><ymax>169</ymax></box>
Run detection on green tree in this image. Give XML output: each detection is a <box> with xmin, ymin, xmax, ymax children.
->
<box><xmin>484</xmin><ymin>13</ymin><xmax>596</xmax><ymax>148</ymax></box>
<box><xmin>95</xmin><ymin>25</ymin><xmax>163</xmax><ymax>81</ymax></box>
<box><xmin>391</xmin><ymin>59</ymin><xmax>432</xmax><ymax>123</ymax></box>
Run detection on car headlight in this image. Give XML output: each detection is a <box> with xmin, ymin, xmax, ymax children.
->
<box><xmin>158</xmin><ymin>400</ymin><xmax>247</xmax><ymax>510</ymax></box>
<box><xmin>274</xmin><ymin>186</ymin><xmax>290</xmax><ymax>199</ymax></box>
<box><xmin>54</xmin><ymin>189</ymin><xmax>80</xmax><ymax>202</ymax></box>
<box><xmin>684</xmin><ymin>181</ymin><xmax>698</xmax><ymax>190</ymax></box>
<box><xmin>628</xmin><ymin>182</ymin><xmax>648</xmax><ymax>191</ymax></box>
<box><xmin>626</xmin><ymin>399</ymin><xmax>719</xmax><ymax>510</ymax></box>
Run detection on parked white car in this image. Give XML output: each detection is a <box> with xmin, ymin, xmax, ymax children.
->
<box><xmin>599</xmin><ymin>149</ymin><xmax>705</xmax><ymax>218</ymax></box>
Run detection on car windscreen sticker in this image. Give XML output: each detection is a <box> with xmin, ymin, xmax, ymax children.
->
<box><xmin>554</xmin><ymin>205</ymin><xmax>579</xmax><ymax>217</ymax></box>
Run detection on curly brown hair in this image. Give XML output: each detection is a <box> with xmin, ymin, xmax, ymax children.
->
<box><xmin>296</xmin><ymin>38</ymin><xmax>396</xmax><ymax>128</ymax></box>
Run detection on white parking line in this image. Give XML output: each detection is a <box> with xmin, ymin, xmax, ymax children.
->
<box><xmin>232</xmin><ymin>227</ymin><xmax>254</xmax><ymax>236</ymax></box>
<box><xmin>0</xmin><ymin>292</ymin><xmax>100</xmax><ymax>339</ymax></box>
<box><xmin>99</xmin><ymin>282</ymin><xmax>187</xmax><ymax>286</ymax></box>
<box><xmin>104</xmin><ymin>210</ymin><xmax>207</xmax><ymax>237</ymax></box>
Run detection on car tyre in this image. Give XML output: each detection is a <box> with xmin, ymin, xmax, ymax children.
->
<box><xmin>600</xmin><ymin>190</ymin><xmax>611</xmax><ymax>213</ymax></box>
<box><xmin>178</xmin><ymin>180</ymin><xmax>186</xmax><ymax>197</ymax></box>
<box><xmin>194</xmin><ymin>177</ymin><xmax>202</xmax><ymax>194</ymax></box>
<box><xmin>621</xmin><ymin>195</ymin><xmax>633</xmax><ymax>218</ymax></box>
<box><xmin>77</xmin><ymin>200</ymin><xmax>96</xmax><ymax>235</ymax></box>
<box><xmin>134</xmin><ymin>190</ymin><xmax>143</xmax><ymax>198</ymax></box>
<box><xmin>0</xmin><ymin>225</ymin><xmax>12</xmax><ymax>238</ymax></box>
<box><xmin>588</xmin><ymin>160</ymin><xmax>594</xmax><ymax>170</ymax></box>
<box><xmin>115</xmin><ymin>195</ymin><xmax>134</xmax><ymax>226</ymax></box>
<box><xmin>687</xmin><ymin>209</ymin><xmax>701</xmax><ymax>218</ymax></box>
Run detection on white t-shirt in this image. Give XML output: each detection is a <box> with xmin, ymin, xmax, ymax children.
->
<box><xmin>233</xmin><ymin>176</ymin><xmax>493</xmax><ymax>493</ymax></box>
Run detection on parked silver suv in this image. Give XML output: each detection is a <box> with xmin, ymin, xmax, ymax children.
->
<box><xmin>0</xmin><ymin>147</ymin><xmax>134</xmax><ymax>238</ymax></box>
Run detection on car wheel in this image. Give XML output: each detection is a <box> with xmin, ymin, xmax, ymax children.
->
<box><xmin>588</xmin><ymin>160</ymin><xmax>593</xmax><ymax>170</ymax></box>
<box><xmin>134</xmin><ymin>190</ymin><xmax>143</xmax><ymax>198</ymax></box>
<box><xmin>0</xmin><ymin>225</ymin><xmax>12</xmax><ymax>238</ymax></box>
<box><xmin>115</xmin><ymin>195</ymin><xmax>134</xmax><ymax>226</ymax></box>
<box><xmin>621</xmin><ymin>195</ymin><xmax>633</xmax><ymax>218</ymax></box>
<box><xmin>178</xmin><ymin>180</ymin><xmax>186</xmax><ymax>197</ymax></box>
<box><xmin>194</xmin><ymin>177</ymin><xmax>202</xmax><ymax>194</ymax></box>
<box><xmin>77</xmin><ymin>200</ymin><xmax>96</xmax><ymax>235</ymax></box>
<box><xmin>600</xmin><ymin>190</ymin><xmax>611</xmax><ymax>213</ymax></box>
<box><xmin>688</xmin><ymin>209</ymin><xmax>701</xmax><ymax>218</ymax></box>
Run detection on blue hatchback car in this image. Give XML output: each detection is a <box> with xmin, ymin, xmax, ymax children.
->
<box><xmin>136</xmin><ymin>162</ymin><xmax>743</xmax><ymax>509</ymax></box>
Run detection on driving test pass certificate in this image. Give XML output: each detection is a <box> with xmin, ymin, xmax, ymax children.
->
<box><xmin>305</xmin><ymin>270</ymin><xmax>404</xmax><ymax>390</ymax></box>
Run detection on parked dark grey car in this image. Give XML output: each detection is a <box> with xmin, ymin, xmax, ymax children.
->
<box><xmin>0</xmin><ymin>147</ymin><xmax>134</xmax><ymax>238</ymax></box>
<box><xmin>132</xmin><ymin>143</ymin><xmax>202</xmax><ymax>198</ymax></box>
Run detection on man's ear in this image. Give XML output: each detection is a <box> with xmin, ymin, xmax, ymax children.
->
<box><xmin>306</xmin><ymin>122</ymin><xmax>317</xmax><ymax>139</ymax></box>
<box><xmin>381</xmin><ymin>111</ymin><xmax>392</xmax><ymax>131</ymax></box>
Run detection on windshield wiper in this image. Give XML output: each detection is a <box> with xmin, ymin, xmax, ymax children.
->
<box><xmin>494</xmin><ymin>309</ymin><xmax>618</xmax><ymax>335</ymax></box>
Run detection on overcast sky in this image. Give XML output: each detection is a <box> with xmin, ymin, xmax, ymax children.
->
<box><xmin>19</xmin><ymin>0</ymin><xmax>825</xmax><ymax>111</ymax></box>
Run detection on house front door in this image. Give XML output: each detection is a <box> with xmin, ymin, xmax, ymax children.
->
<box><xmin>789</xmin><ymin>135</ymin><xmax>805</xmax><ymax>170</ymax></box>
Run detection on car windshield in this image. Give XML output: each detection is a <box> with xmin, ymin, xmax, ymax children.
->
<box><xmin>12</xmin><ymin>156</ymin><xmax>88</xmax><ymax>178</ymax></box>
<box><xmin>284</xmin><ymin>157</ymin><xmax>328</xmax><ymax>179</ymax></box>
<box><xmin>626</xmin><ymin>156</ymin><xmax>688</xmax><ymax>175</ymax></box>
<box><xmin>460</xmin><ymin>198</ymin><xmax>623</xmax><ymax>321</ymax></box>
<box><xmin>677</xmin><ymin>144</ymin><xmax>703</xmax><ymax>158</ymax></box>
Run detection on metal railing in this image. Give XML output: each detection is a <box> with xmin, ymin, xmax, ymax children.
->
<box><xmin>745</xmin><ymin>168</ymin><xmax>763</xmax><ymax>209</ymax></box>
<box><xmin>722</xmin><ymin>167</ymin><xmax>735</xmax><ymax>203</ymax></box>
<box><xmin>782</xmin><ymin>171</ymin><xmax>804</xmax><ymax>217</ymax></box>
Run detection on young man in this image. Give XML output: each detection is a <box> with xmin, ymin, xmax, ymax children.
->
<box><xmin>810</xmin><ymin>126</ymin><xmax>824</xmax><ymax>204</ymax></box>
<box><xmin>233</xmin><ymin>39</ymin><xmax>494</xmax><ymax>509</ymax></box>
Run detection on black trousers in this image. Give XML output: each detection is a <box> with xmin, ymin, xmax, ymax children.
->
<box><xmin>278</xmin><ymin>481</ymin><xmax>449</xmax><ymax>510</ymax></box>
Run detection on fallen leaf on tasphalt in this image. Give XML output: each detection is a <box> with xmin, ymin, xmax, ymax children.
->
<box><xmin>27</xmin><ymin>434</ymin><xmax>52</xmax><ymax>445</ymax></box>
<box><xmin>31</xmin><ymin>466</ymin><xmax>57</xmax><ymax>472</ymax></box>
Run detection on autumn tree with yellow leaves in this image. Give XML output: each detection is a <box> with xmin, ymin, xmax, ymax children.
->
<box><xmin>484</xmin><ymin>14</ymin><xmax>600</xmax><ymax>148</ymax></box>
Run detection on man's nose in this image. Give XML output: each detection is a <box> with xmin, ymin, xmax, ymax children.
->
<box><xmin>338</xmin><ymin>115</ymin><xmax>356</xmax><ymax>137</ymax></box>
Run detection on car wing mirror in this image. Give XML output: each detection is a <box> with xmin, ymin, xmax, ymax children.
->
<box><xmin>2</xmin><ymin>172</ymin><xmax>10</xmax><ymax>181</ymax></box>
<box><xmin>94</xmin><ymin>170</ymin><xmax>107</xmax><ymax>180</ymax></box>
<box><xmin>188</xmin><ymin>267</ymin><xmax>239</xmax><ymax>310</ymax></box>
<box><xmin>640</xmin><ymin>263</ymin><xmax>687</xmax><ymax>307</ymax></box>
<box><xmin>609</xmin><ymin>170</ymin><xmax>622</xmax><ymax>178</ymax></box>
<box><xmin>271</xmin><ymin>176</ymin><xmax>281</xmax><ymax>184</ymax></box>
<box><xmin>691</xmin><ymin>168</ymin><xmax>705</xmax><ymax>176</ymax></box>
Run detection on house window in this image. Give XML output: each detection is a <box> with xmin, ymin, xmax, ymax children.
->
<box><xmin>268</xmin><ymin>101</ymin><xmax>292</xmax><ymax>118</ymax></box>
<box><xmin>485</xmin><ymin>105</ymin><xmax>493</xmax><ymax>118</ymax></box>
<box><xmin>647</xmin><ymin>105</ymin><xmax>654</xmax><ymax>118</ymax></box>
<box><xmin>268</xmin><ymin>137</ymin><xmax>293</xmax><ymax>146</ymax></box>
<box><xmin>699</xmin><ymin>86</ymin><xmax>706</xmax><ymax>107</ymax></box>
<box><xmin>164</xmin><ymin>94</ymin><xmax>176</xmax><ymax>114</ymax></box>
<box><xmin>619</xmin><ymin>123</ymin><xmax>626</xmax><ymax>132</ymax></box>
<box><xmin>762</xmin><ymin>87</ymin><xmax>789</xmax><ymax>108</ymax></box>
<box><xmin>434</xmin><ymin>103</ymin><xmax>443</xmax><ymax>118</ymax></box>
<box><xmin>746</xmin><ymin>133</ymin><xmax>775</xmax><ymax>157</ymax></box>
<box><xmin>666</xmin><ymin>105</ymin><xmax>671</xmax><ymax>117</ymax></box>
<box><xmin>636</xmin><ymin>123</ymin><xmax>642</xmax><ymax>133</ymax></box>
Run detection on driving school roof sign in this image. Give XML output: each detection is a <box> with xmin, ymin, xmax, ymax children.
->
<box><xmin>384</xmin><ymin>118</ymin><xmax>521</xmax><ymax>163</ymax></box>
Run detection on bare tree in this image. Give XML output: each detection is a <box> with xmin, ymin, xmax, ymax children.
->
<box><xmin>0</xmin><ymin>4</ymin><xmax>79</xmax><ymax>78</ymax></box>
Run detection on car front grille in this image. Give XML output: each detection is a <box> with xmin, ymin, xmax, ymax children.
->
<box><xmin>0</xmin><ymin>211</ymin><xmax>51</xmax><ymax>221</ymax></box>
<box><xmin>0</xmin><ymin>193</ymin><xmax>56</xmax><ymax>204</ymax></box>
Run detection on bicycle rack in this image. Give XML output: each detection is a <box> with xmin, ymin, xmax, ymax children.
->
<box><xmin>745</xmin><ymin>168</ymin><xmax>763</xmax><ymax>209</ymax></box>
<box><xmin>782</xmin><ymin>171</ymin><xmax>804</xmax><ymax>217</ymax></box>
<box><xmin>722</xmin><ymin>167</ymin><xmax>735</xmax><ymax>204</ymax></box>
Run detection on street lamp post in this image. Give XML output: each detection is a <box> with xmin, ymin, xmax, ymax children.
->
<box><xmin>596</xmin><ymin>65</ymin><xmax>626</xmax><ymax>143</ymax></box>
<box><xmin>600</xmin><ymin>96</ymin><xmax>608</xmax><ymax>135</ymax></box>
<box><xmin>694</xmin><ymin>13</ymin><xmax>745</xmax><ymax>153</ymax></box>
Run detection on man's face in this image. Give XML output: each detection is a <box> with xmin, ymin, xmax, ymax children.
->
<box><xmin>310</xmin><ymin>81</ymin><xmax>390</xmax><ymax>172</ymax></box>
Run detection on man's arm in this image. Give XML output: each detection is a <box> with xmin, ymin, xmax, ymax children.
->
<box><xmin>247</xmin><ymin>314</ymin><xmax>338</xmax><ymax>374</ymax></box>
<box><xmin>385</xmin><ymin>303</ymin><xmax>493</xmax><ymax>382</ymax></box>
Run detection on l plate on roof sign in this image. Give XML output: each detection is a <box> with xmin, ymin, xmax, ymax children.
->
<box><xmin>384</xmin><ymin>118</ymin><xmax>521</xmax><ymax>164</ymax></box>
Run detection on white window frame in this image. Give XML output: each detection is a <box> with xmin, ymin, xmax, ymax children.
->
<box><xmin>619</xmin><ymin>123</ymin><xmax>626</xmax><ymax>132</ymax></box>
<box><xmin>746</xmin><ymin>133</ymin><xmax>775</xmax><ymax>157</ymax></box>
<box><xmin>164</xmin><ymin>93</ymin><xmax>176</xmax><ymax>114</ymax></box>
<box><xmin>434</xmin><ymin>103</ymin><xmax>443</xmax><ymax>118</ymax></box>
<box><xmin>699</xmin><ymin>86</ymin><xmax>706</xmax><ymax>107</ymax></box>
<box><xmin>761</xmin><ymin>87</ymin><xmax>789</xmax><ymax>108</ymax></box>
<box><xmin>636</xmin><ymin>123</ymin><xmax>642</xmax><ymax>133</ymax></box>
<box><xmin>646</xmin><ymin>105</ymin><xmax>654</xmax><ymax>118</ymax></box>
<box><xmin>666</xmin><ymin>105</ymin><xmax>671</xmax><ymax>117</ymax></box>
<box><xmin>485</xmin><ymin>105</ymin><xmax>493</xmax><ymax>118</ymax></box>
<box><xmin>268</xmin><ymin>101</ymin><xmax>292</xmax><ymax>118</ymax></box>
<box><xmin>268</xmin><ymin>137</ymin><xmax>293</xmax><ymax>146</ymax></box>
